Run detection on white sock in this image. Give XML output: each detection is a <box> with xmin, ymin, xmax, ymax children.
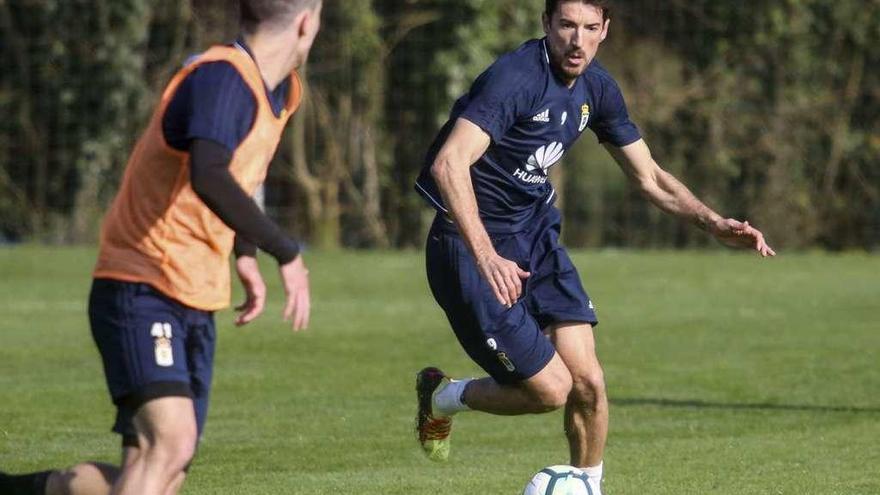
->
<box><xmin>583</xmin><ymin>462</ymin><xmax>603</xmax><ymax>493</ymax></box>
<box><xmin>433</xmin><ymin>378</ymin><xmax>472</xmax><ymax>416</ymax></box>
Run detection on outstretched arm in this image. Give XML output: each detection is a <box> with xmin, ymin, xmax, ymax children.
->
<box><xmin>605</xmin><ymin>139</ymin><xmax>775</xmax><ymax>257</ymax></box>
<box><xmin>431</xmin><ymin>118</ymin><xmax>530</xmax><ymax>307</ymax></box>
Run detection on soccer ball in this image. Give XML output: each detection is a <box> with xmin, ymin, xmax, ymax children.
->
<box><xmin>522</xmin><ymin>465</ymin><xmax>593</xmax><ymax>495</ymax></box>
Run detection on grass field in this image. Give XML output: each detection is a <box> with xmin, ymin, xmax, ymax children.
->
<box><xmin>1</xmin><ymin>246</ymin><xmax>878</xmax><ymax>494</ymax></box>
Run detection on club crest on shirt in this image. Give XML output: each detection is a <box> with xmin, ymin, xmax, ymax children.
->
<box><xmin>579</xmin><ymin>104</ymin><xmax>590</xmax><ymax>132</ymax></box>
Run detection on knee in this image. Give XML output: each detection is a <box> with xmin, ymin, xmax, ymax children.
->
<box><xmin>569</xmin><ymin>368</ymin><xmax>606</xmax><ymax>409</ymax></box>
<box><xmin>530</xmin><ymin>373</ymin><xmax>572</xmax><ymax>412</ymax></box>
<box><xmin>144</xmin><ymin>429</ymin><xmax>198</xmax><ymax>476</ymax></box>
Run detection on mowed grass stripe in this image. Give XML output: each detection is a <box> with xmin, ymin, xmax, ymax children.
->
<box><xmin>1</xmin><ymin>246</ymin><xmax>877</xmax><ymax>494</ymax></box>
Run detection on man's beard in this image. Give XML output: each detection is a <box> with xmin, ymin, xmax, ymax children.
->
<box><xmin>550</xmin><ymin>47</ymin><xmax>587</xmax><ymax>81</ymax></box>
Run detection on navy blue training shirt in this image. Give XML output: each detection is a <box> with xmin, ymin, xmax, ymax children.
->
<box><xmin>415</xmin><ymin>38</ymin><xmax>641</xmax><ymax>233</ymax></box>
<box><xmin>163</xmin><ymin>40</ymin><xmax>291</xmax><ymax>152</ymax></box>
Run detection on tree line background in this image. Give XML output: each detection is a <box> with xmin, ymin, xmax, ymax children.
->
<box><xmin>1</xmin><ymin>0</ymin><xmax>878</xmax><ymax>250</ymax></box>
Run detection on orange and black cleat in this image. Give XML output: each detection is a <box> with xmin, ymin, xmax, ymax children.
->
<box><xmin>415</xmin><ymin>366</ymin><xmax>453</xmax><ymax>461</ymax></box>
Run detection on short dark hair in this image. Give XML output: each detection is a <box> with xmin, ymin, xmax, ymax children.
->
<box><xmin>545</xmin><ymin>0</ymin><xmax>611</xmax><ymax>21</ymax></box>
<box><xmin>240</xmin><ymin>0</ymin><xmax>319</xmax><ymax>34</ymax></box>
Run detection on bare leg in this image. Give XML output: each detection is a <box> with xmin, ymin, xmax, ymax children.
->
<box><xmin>547</xmin><ymin>322</ymin><xmax>608</xmax><ymax>468</ymax></box>
<box><xmin>110</xmin><ymin>397</ymin><xmax>197</xmax><ymax>495</ymax></box>
<box><xmin>45</xmin><ymin>463</ymin><xmax>119</xmax><ymax>495</ymax></box>
<box><xmin>462</xmin><ymin>353</ymin><xmax>573</xmax><ymax>415</ymax></box>
<box><xmin>39</xmin><ymin>402</ymin><xmax>194</xmax><ymax>495</ymax></box>
<box><xmin>163</xmin><ymin>473</ymin><xmax>186</xmax><ymax>495</ymax></box>
<box><xmin>42</xmin><ymin>444</ymin><xmax>149</xmax><ymax>495</ymax></box>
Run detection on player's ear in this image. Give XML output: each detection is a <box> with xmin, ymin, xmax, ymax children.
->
<box><xmin>293</xmin><ymin>9</ymin><xmax>309</xmax><ymax>38</ymax></box>
<box><xmin>296</xmin><ymin>4</ymin><xmax>321</xmax><ymax>40</ymax></box>
<box><xmin>542</xmin><ymin>12</ymin><xmax>551</xmax><ymax>35</ymax></box>
<box><xmin>600</xmin><ymin>18</ymin><xmax>610</xmax><ymax>42</ymax></box>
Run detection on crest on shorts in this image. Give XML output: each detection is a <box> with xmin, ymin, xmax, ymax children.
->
<box><xmin>578</xmin><ymin>104</ymin><xmax>590</xmax><ymax>132</ymax></box>
<box><xmin>151</xmin><ymin>322</ymin><xmax>174</xmax><ymax>367</ymax></box>
<box><xmin>496</xmin><ymin>351</ymin><xmax>516</xmax><ymax>372</ymax></box>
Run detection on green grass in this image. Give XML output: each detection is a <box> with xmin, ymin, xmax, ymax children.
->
<box><xmin>1</xmin><ymin>246</ymin><xmax>878</xmax><ymax>494</ymax></box>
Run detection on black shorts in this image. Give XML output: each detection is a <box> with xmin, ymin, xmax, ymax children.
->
<box><xmin>88</xmin><ymin>279</ymin><xmax>216</xmax><ymax>438</ymax></box>
<box><xmin>425</xmin><ymin>207</ymin><xmax>597</xmax><ymax>385</ymax></box>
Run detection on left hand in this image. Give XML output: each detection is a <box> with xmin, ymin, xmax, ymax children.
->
<box><xmin>711</xmin><ymin>218</ymin><xmax>776</xmax><ymax>257</ymax></box>
<box><xmin>234</xmin><ymin>255</ymin><xmax>267</xmax><ymax>326</ymax></box>
<box><xmin>278</xmin><ymin>255</ymin><xmax>311</xmax><ymax>332</ymax></box>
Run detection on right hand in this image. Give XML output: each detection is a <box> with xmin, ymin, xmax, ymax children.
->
<box><xmin>278</xmin><ymin>255</ymin><xmax>311</xmax><ymax>331</ymax></box>
<box><xmin>476</xmin><ymin>250</ymin><xmax>530</xmax><ymax>308</ymax></box>
<box><xmin>710</xmin><ymin>218</ymin><xmax>776</xmax><ymax>257</ymax></box>
<box><xmin>234</xmin><ymin>255</ymin><xmax>266</xmax><ymax>326</ymax></box>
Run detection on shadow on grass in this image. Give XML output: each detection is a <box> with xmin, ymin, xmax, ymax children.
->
<box><xmin>612</xmin><ymin>397</ymin><xmax>880</xmax><ymax>414</ymax></box>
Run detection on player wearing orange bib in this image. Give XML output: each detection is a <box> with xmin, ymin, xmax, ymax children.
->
<box><xmin>1</xmin><ymin>2</ymin><xmax>322</xmax><ymax>494</ymax></box>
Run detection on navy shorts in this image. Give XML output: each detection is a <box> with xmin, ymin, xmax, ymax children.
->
<box><xmin>425</xmin><ymin>207</ymin><xmax>597</xmax><ymax>385</ymax></box>
<box><xmin>88</xmin><ymin>279</ymin><xmax>216</xmax><ymax>439</ymax></box>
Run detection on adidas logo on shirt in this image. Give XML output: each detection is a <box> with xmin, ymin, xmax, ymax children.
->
<box><xmin>531</xmin><ymin>108</ymin><xmax>550</xmax><ymax>123</ymax></box>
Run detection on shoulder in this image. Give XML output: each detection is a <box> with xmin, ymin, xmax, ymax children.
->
<box><xmin>582</xmin><ymin>59</ymin><xmax>630</xmax><ymax>113</ymax></box>
<box><xmin>581</xmin><ymin>59</ymin><xmax>641</xmax><ymax>145</ymax></box>
<box><xmin>490</xmin><ymin>39</ymin><xmax>549</xmax><ymax>80</ymax></box>
<box><xmin>180</xmin><ymin>61</ymin><xmax>258</xmax><ymax>118</ymax></box>
<box><xmin>496</xmin><ymin>39</ymin><xmax>547</xmax><ymax>72</ymax></box>
<box><xmin>483</xmin><ymin>38</ymin><xmax>548</xmax><ymax>86</ymax></box>
<box><xmin>163</xmin><ymin>59</ymin><xmax>259</xmax><ymax>151</ymax></box>
<box><xmin>186</xmin><ymin>61</ymin><xmax>252</xmax><ymax>95</ymax></box>
<box><xmin>583</xmin><ymin>59</ymin><xmax>623</xmax><ymax>94</ymax></box>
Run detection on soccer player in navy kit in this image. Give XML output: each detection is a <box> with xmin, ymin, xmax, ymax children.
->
<box><xmin>414</xmin><ymin>1</ymin><xmax>775</xmax><ymax>492</ymax></box>
<box><xmin>1</xmin><ymin>1</ymin><xmax>320</xmax><ymax>495</ymax></box>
